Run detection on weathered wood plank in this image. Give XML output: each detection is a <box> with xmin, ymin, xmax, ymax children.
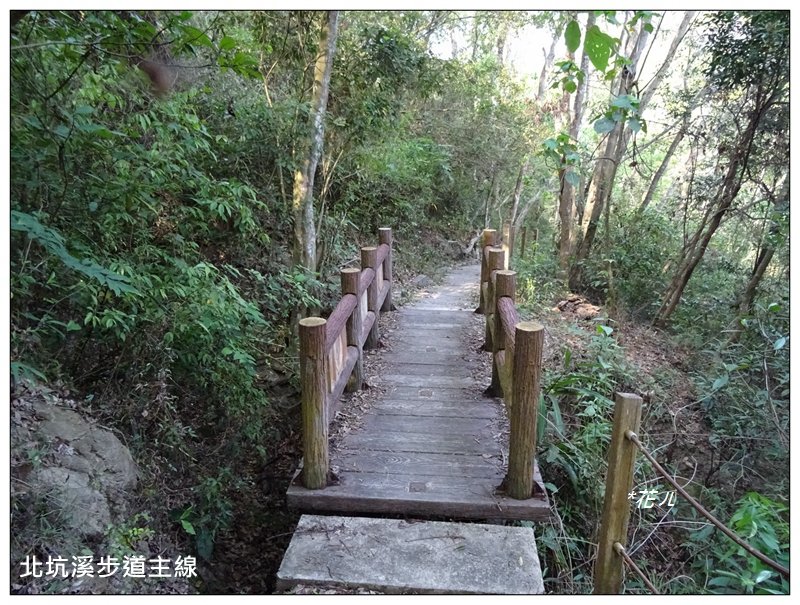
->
<box><xmin>382</xmin><ymin>385</ymin><xmax>483</xmax><ymax>401</ymax></box>
<box><xmin>333</xmin><ymin>449</ymin><xmax>505</xmax><ymax>478</ymax></box>
<box><xmin>373</xmin><ymin>400</ymin><xmax>498</xmax><ymax>419</ymax></box>
<box><xmin>380</xmin><ymin>352</ymin><xmax>471</xmax><ymax>366</ymax></box>
<box><xmin>344</xmin><ymin>431</ymin><xmax>501</xmax><ymax>455</ymax></box>
<box><xmin>380</xmin><ymin>374</ymin><xmax>476</xmax><ymax>388</ymax></box>
<box><xmin>360</xmin><ymin>413</ymin><xmax>497</xmax><ymax>436</ymax></box>
<box><xmin>287</xmin><ymin>468</ymin><xmax>549</xmax><ymax>521</ymax></box>
<box><xmin>370</xmin><ymin>363</ymin><xmax>472</xmax><ymax>378</ymax></box>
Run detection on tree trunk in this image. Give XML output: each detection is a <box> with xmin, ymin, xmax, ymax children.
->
<box><xmin>569</xmin><ymin>14</ymin><xmax>696</xmax><ymax>291</ymax></box>
<box><xmin>537</xmin><ymin>36</ymin><xmax>557</xmax><ymax>101</ymax></box>
<box><xmin>725</xmin><ymin>173</ymin><xmax>789</xmax><ymax>345</ymax></box>
<box><xmin>556</xmin><ymin>12</ymin><xmax>593</xmax><ymax>275</ymax></box>
<box><xmin>639</xmin><ymin>114</ymin><xmax>689</xmax><ymax>212</ymax></box>
<box><xmin>654</xmin><ymin>94</ymin><xmax>766</xmax><ymax>327</ymax></box>
<box><xmin>509</xmin><ymin>158</ymin><xmax>528</xmax><ymax>226</ymax></box>
<box><xmin>292</xmin><ymin>11</ymin><xmax>339</xmax><ymax>273</ymax></box>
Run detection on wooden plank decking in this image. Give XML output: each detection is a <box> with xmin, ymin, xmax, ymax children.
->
<box><xmin>287</xmin><ymin>264</ymin><xmax>549</xmax><ymax>521</ymax></box>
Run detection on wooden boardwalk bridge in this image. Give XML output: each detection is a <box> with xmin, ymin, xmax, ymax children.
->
<box><xmin>279</xmin><ymin>228</ymin><xmax>549</xmax><ymax>593</ymax></box>
<box><xmin>286</xmin><ymin>262</ymin><xmax>549</xmax><ymax>520</ymax></box>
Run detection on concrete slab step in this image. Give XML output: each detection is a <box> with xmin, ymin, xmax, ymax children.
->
<box><xmin>277</xmin><ymin>515</ymin><xmax>544</xmax><ymax>595</ymax></box>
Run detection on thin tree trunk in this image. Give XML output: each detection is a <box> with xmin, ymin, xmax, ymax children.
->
<box><xmin>725</xmin><ymin>173</ymin><xmax>789</xmax><ymax>345</ymax></box>
<box><xmin>569</xmin><ymin>15</ymin><xmax>695</xmax><ymax>291</ymax></box>
<box><xmin>292</xmin><ymin>11</ymin><xmax>339</xmax><ymax>273</ymax></box>
<box><xmin>537</xmin><ymin>36</ymin><xmax>557</xmax><ymax>101</ymax></box>
<box><xmin>509</xmin><ymin>158</ymin><xmax>528</xmax><ymax>226</ymax></box>
<box><xmin>654</xmin><ymin>94</ymin><xmax>766</xmax><ymax>326</ymax></box>
<box><xmin>556</xmin><ymin>12</ymin><xmax>594</xmax><ymax>274</ymax></box>
<box><xmin>639</xmin><ymin>114</ymin><xmax>689</xmax><ymax>212</ymax></box>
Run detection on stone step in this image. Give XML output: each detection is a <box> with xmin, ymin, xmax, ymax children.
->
<box><xmin>277</xmin><ymin>515</ymin><xmax>544</xmax><ymax>595</ymax></box>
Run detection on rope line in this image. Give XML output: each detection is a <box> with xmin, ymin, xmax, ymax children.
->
<box><xmin>625</xmin><ymin>430</ymin><xmax>789</xmax><ymax>579</ymax></box>
<box><xmin>614</xmin><ymin>542</ymin><xmax>660</xmax><ymax>594</ymax></box>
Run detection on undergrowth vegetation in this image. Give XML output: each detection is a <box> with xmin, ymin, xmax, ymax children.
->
<box><xmin>9</xmin><ymin>9</ymin><xmax>788</xmax><ymax>595</ymax></box>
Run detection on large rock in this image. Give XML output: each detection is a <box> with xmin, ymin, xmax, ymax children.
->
<box><xmin>13</xmin><ymin>395</ymin><xmax>138</xmax><ymax>539</ymax></box>
<box><xmin>410</xmin><ymin>274</ymin><xmax>433</xmax><ymax>288</ymax></box>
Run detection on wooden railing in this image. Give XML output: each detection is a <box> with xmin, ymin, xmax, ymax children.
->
<box><xmin>478</xmin><ymin>227</ymin><xmax>544</xmax><ymax>500</ymax></box>
<box><xmin>595</xmin><ymin>392</ymin><xmax>790</xmax><ymax>594</ymax></box>
<box><xmin>298</xmin><ymin>227</ymin><xmax>393</xmax><ymax>489</ymax></box>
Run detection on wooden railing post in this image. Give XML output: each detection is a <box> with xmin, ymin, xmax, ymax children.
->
<box><xmin>487</xmin><ymin>267</ymin><xmax>514</xmax><ymax>397</ymax></box>
<box><xmin>477</xmin><ymin>228</ymin><xmax>498</xmax><ymax>314</ymax></box>
<box><xmin>299</xmin><ymin>317</ymin><xmax>329</xmax><ymax>489</ymax></box>
<box><xmin>341</xmin><ymin>268</ymin><xmax>363</xmax><ymax>392</ymax></box>
<box><xmin>507</xmin><ymin>321</ymin><xmax>544</xmax><ymax>499</ymax></box>
<box><xmin>520</xmin><ymin>226</ymin><xmax>528</xmax><ymax>259</ymax></box>
<box><xmin>484</xmin><ymin>247</ymin><xmax>506</xmax><ymax>352</ymax></box>
<box><xmin>594</xmin><ymin>393</ymin><xmax>643</xmax><ymax>594</ymax></box>
<box><xmin>502</xmin><ymin>220</ymin><xmax>513</xmax><ymax>264</ymax></box>
<box><xmin>361</xmin><ymin>246</ymin><xmax>379</xmax><ymax>349</ymax></box>
<box><xmin>378</xmin><ymin>227</ymin><xmax>393</xmax><ymax>312</ymax></box>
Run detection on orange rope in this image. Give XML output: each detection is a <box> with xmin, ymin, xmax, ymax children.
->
<box><xmin>625</xmin><ymin>430</ymin><xmax>789</xmax><ymax>579</ymax></box>
<box><xmin>614</xmin><ymin>542</ymin><xmax>660</xmax><ymax>594</ymax></box>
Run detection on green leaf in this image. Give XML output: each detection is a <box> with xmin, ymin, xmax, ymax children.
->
<box><xmin>767</xmin><ymin>302</ymin><xmax>781</xmax><ymax>312</ymax></box>
<box><xmin>773</xmin><ymin>336</ymin><xmax>786</xmax><ymax>351</ymax></box>
<box><xmin>565</xmin><ymin>170</ymin><xmax>580</xmax><ymax>187</ymax></box>
<box><xmin>196</xmin><ymin>528</ymin><xmax>214</xmax><ymax>561</ymax></box>
<box><xmin>565</xmin><ymin>20</ymin><xmax>581</xmax><ymax>53</ymax></box>
<box><xmin>219</xmin><ymin>36</ymin><xmax>236</xmax><ymax>51</ymax></box>
<box><xmin>564</xmin><ymin>80</ymin><xmax>577</xmax><ymax>93</ymax></box>
<box><xmin>611</xmin><ymin>94</ymin><xmax>638</xmax><ymax>110</ymax></box>
<box><xmin>11</xmin><ymin>361</ymin><xmax>47</xmax><ymax>383</ymax></box>
<box><xmin>182</xmin><ymin>25</ymin><xmax>213</xmax><ymax>48</ymax></box>
<box><xmin>627</xmin><ymin>117</ymin><xmax>642</xmax><ymax>132</ymax></box>
<box><xmin>596</xmin><ymin>324</ymin><xmax>613</xmax><ymax>336</ymax></box>
<box><xmin>181</xmin><ymin>519</ymin><xmax>196</xmax><ymax>535</ymax></box>
<box><xmin>594</xmin><ymin>116</ymin><xmax>616</xmax><ymax>133</ymax></box>
<box><xmin>712</xmin><ymin>374</ymin><xmax>729</xmax><ymax>390</ymax></box>
<box><xmin>66</xmin><ymin>320</ymin><xmax>81</xmax><ymax>332</ymax></box>
<box><xmin>584</xmin><ymin>25</ymin><xmax>617</xmax><ymax>72</ymax></box>
<box><xmin>644</xmin><ymin>22</ymin><xmax>654</xmax><ymax>33</ymax></box>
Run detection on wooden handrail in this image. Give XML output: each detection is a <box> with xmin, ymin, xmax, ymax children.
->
<box><xmin>325</xmin><ymin>294</ymin><xmax>358</xmax><ymax>354</ymax></box>
<box><xmin>358</xmin><ymin>267</ymin><xmax>375</xmax><ymax>297</ymax></box>
<box><xmin>497</xmin><ymin>296</ymin><xmax>518</xmax><ymax>350</ymax></box>
<box><xmin>298</xmin><ymin>228</ymin><xmax>393</xmax><ymax>490</ymax></box>
<box><xmin>477</xmin><ymin>227</ymin><xmax>544</xmax><ymax>502</ymax></box>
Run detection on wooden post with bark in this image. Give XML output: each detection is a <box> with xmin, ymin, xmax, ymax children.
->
<box><xmin>502</xmin><ymin>220</ymin><xmax>513</xmax><ymax>263</ymax></box>
<box><xmin>506</xmin><ymin>321</ymin><xmax>544</xmax><ymax>499</ymax></box>
<box><xmin>487</xmin><ymin>267</ymin><xmax>513</xmax><ymax>397</ymax></box>
<box><xmin>341</xmin><ymin>268</ymin><xmax>363</xmax><ymax>392</ymax></box>
<box><xmin>299</xmin><ymin>317</ymin><xmax>329</xmax><ymax>489</ymax></box>
<box><xmin>361</xmin><ymin>246</ymin><xmax>379</xmax><ymax>349</ymax></box>
<box><xmin>378</xmin><ymin>227</ymin><xmax>393</xmax><ymax>312</ymax></box>
<box><xmin>520</xmin><ymin>227</ymin><xmax>528</xmax><ymax>259</ymax></box>
<box><xmin>484</xmin><ymin>247</ymin><xmax>505</xmax><ymax>352</ymax></box>
<box><xmin>594</xmin><ymin>392</ymin><xmax>643</xmax><ymax>594</ymax></box>
<box><xmin>477</xmin><ymin>228</ymin><xmax>498</xmax><ymax>313</ymax></box>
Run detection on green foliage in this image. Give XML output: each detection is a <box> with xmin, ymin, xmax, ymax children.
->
<box><xmin>172</xmin><ymin>470</ymin><xmax>236</xmax><ymax>561</ymax></box>
<box><xmin>12</xmin><ymin>210</ymin><xmax>139</xmax><ymax>296</ymax></box>
<box><xmin>583</xmin><ymin>24</ymin><xmax>618</xmax><ymax>72</ymax></box>
<box><xmin>688</xmin><ymin>492</ymin><xmax>789</xmax><ymax>594</ymax></box>
<box><xmin>541</xmin><ymin>133</ymin><xmax>581</xmax><ymax>187</ymax></box>
<box><xmin>704</xmin><ymin>11</ymin><xmax>789</xmax><ymax>91</ymax></box>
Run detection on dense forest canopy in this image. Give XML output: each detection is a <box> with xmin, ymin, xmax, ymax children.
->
<box><xmin>9</xmin><ymin>10</ymin><xmax>789</xmax><ymax>595</ymax></box>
